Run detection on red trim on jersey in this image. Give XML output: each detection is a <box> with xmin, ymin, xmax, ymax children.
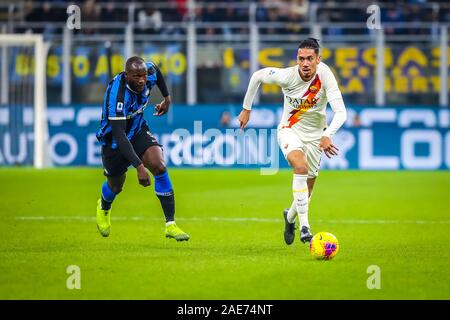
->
<box><xmin>283</xmin><ymin>74</ymin><xmax>321</xmax><ymax>128</ymax></box>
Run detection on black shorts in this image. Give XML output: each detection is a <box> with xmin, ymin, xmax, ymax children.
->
<box><xmin>101</xmin><ymin>126</ymin><xmax>161</xmax><ymax>177</ymax></box>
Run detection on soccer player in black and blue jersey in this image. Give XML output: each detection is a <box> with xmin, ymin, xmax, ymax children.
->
<box><xmin>95</xmin><ymin>56</ymin><xmax>189</xmax><ymax>241</ymax></box>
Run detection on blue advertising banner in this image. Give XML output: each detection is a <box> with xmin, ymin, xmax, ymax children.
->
<box><xmin>0</xmin><ymin>105</ymin><xmax>449</xmax><ymax>170</ymax></box>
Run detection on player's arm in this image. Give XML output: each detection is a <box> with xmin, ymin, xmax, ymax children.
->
<box><xmin>239</xmin><ymin>68</ymin><xmax>285</xmax><ymax>129</ymax></box>
<box><xmin>320</xmin><ymin>98</ymin><xmax>347</xmax><ymax>158</ymax></box>
<box><xmin>110</xmin><ymin>120</ymin><xmax>150</xmax><ymax>186</ymax></box>
<box><xmin>153</xmin><ymin>65</ymin><xmax>171</xmax><ymax>116</ymax></box>
<box><xmin>320</xmin><ymin>67</ymin><xmax>347</xmax><ymax>158</ymax></box>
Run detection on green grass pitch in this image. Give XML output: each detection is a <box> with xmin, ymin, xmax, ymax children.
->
<box><xmin>0</xmin><ymin>168</ymin><xmax>449</xmax><ymax>299</ymax></box>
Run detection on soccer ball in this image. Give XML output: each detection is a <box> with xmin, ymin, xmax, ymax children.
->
<box><xmin>309</xmin><ymin>232</ymin><xmax>339</xmax><ymax>260</ymax></box>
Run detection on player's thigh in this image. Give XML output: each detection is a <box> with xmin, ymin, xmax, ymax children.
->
<box><xmin>131</xmin><ymin>126</ymin><xmax>165</xmax><ymax>173</ymax></box>
<box><xmin>286</xmin><ymin>150</ymin><xmax>308</xmax><ymax>174</ymax></box>
<box><xmin>277</xmin><ymin>128</ymin><xmax>304</xmax><ymax>157</ymax></box>
<box><xmin>305</xmin><ymin>140</ymin><xmax>322</xmax><ymax>179</ymax></box>
<box><xmin>132</xmin><ymin>125</ymin><xmax>161</xmax><ymax>158</ymax></box>
<box><xmin>278</xmin><ymin>128</ymin><xmax>308</xmax><ymax>172</ymax></box>
<box><xmin>141</xmin><ymin>145</ymin><xmax>167</xmax><ymax>175</ymax></box>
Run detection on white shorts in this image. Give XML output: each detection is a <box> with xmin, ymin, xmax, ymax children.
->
<box><xmin>277</xmin><ymin>127</ymin><xmax>322</xmax><ymax>178</ymax></box>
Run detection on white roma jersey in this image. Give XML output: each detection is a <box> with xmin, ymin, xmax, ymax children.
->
<box><xmin>243</xmin><ymin>62</ymin><xmax>343</xmax><ymax>141</ymax></box>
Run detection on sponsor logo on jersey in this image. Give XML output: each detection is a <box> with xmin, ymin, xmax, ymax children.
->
<box><xmin>283</xmin><ymin>74</ymin><xmax>322</xmax><ymax>128</ymax></box>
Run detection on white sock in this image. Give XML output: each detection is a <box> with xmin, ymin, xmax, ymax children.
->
<box><xmin>166</xmin><ymin>221</ymin><xmax>175</xmax><ymax>227</ymax></box>
<box><xmin>288</xmin><ymin>190</ymin><xmax>313</xmax><ymax>223</ymax></box>
<box><xmin>287</xmin><ymin>201</ymin><xmax>297</xmax><ymax>223</ymax></box>
<box><xmin>289</xmin><ymin>181</ymin><xmax>313</xmax><ymax>222</ymax></box>
<box><xmin>293</xmin><ymin>174</ymin><xmax>310</xmax><ymax>228</ymax></box>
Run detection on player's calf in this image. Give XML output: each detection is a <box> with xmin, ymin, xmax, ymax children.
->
<box><xmin>153</xmin><ymin>171</ymin><xmax>190</xmax><ymax>241</ymax></box>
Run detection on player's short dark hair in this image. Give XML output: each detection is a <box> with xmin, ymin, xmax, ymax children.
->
<box><xmin>298</xmin><ymin>38</ymin><xmax>320</xmax><ymax>55</ymax></box>
<box><xmin>125</xmin><ymin>56</ymin><xmax>146</xmax><ymax>72</ymax></box>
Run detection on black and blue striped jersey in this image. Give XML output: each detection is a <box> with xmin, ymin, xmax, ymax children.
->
<box><xmin>96</xmin><ymin>61</ymin><xmax>165</xmax><ymax>149</ymax></box>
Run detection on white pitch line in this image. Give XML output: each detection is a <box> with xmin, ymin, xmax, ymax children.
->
<box><xmin>13</xmin><ymin>216</ymin><xmax>450</xmax><ymax>224</ymax></box>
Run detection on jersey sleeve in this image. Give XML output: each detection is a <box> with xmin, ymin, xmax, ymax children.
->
<box><xmin>110</xmin><ymin>119</ymin><xmax>143</xmax><ymax>168</ymax></box>
<box><xmin>321</xmin><ymin>65</ymin><xmax>343</xmax><ymax>103</ymax></box>
<box><xmin>146</xmin><ymin>62</ymin><xmax>169</xmax><ymax>97</ymax></box>
<box><xmin>242</xmin><ymin>67</ymin><xmax>289</xmax><ymax>110</ymax></box>
<box><xmin>321</xmin><ymin>65</ymin><xmax>346</xmax><ymax>137</ymax></box>
<box><xmin>154</xmin><ymin>65</ymin><xmax>169</xmax><ymax>97</ymax></box>
<box><xmin>108</xmin><ymin>75</ymin><xmax>128</xmax><ymax>120</ymax></box>
<box><xmin>322</xmin><ymin>98</ymin><xmax>347</xmax><ymax>137</ymax></box>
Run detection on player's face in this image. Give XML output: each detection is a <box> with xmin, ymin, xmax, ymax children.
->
<box><xmin>297</xmin><ymin>48</ymin><xmax>320</xmax><ymax>81</ymax></box>
<box><xmin>125</xmin><ymin>67</ymin><xmax>147</xmax><ymax>93</ymax></box>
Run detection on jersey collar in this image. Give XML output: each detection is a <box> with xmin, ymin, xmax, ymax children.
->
<box><xmin>126</xmin><ymin>84</ymin><xmax>140</xmax><ymax>94</ymax></box>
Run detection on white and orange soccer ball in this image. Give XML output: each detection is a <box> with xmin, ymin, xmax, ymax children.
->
<box><xmin>309</xmin><ymin>232</ymin><xmax>339</xmax><ymax>260</ymax></box>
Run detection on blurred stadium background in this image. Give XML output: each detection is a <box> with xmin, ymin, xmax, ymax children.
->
<box><xmin>0</xmin><ymin>0</ymin><xmax>449</xmax><ymax>300</ymax></box>
<box><xmin>0</xmin><ymin>0</ymin><xmax>448</xmax><ymax>168</ymax></box>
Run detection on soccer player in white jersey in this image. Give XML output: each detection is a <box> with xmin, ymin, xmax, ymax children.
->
<box><xmin>238</xmin><ymin>38</ymin><xmax>347</xmax><ymax>245</ymax></box>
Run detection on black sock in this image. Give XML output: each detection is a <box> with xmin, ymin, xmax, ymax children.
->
<box><xmin>101</xmin><ymin>197</ymin><xmax>112</xmax><ymax>210</ymax></box>
<box><xmin>157</xmin><ymin>193</ymin><xmax>175</xmax><ymax>222</ymax></box>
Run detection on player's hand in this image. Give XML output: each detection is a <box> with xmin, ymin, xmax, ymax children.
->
<box><xmin>136</xmin><ymin>164</ymin><xmax>151</xmax><ymax>187</ymax></box>
<box><xmin>238</xmin><ymin>109</ymin><xmax>251</xmax><ymax>129</ymax></box>
<box><xmin>320</xmin><ymin>136</ymin><xmax>339</xmax><ymax>159</ymax></box>
<box><xmin>154</xmin><ymin>97</ymin><xmax>170</xmax><ymax>116</ymax></box>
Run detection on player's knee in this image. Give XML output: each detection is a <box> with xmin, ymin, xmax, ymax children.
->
<box><xmin>110</xmin><ymin>184</ymin><xmax>123</xmax><ymax>194</ymax></box>
<box><xmin>152</xmin><ymin>163</ymin><xmax>167</xmax><ymax>176</ymax></box>
<box><xmin>292</xmin><ymin>165</ymin><xmax>308</xmax><ymax>175</ymax></box>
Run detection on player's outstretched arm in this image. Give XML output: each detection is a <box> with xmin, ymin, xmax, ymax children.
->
<box><xmin>240</xmin><ymin>69</ymin><xmax>265</xmax><ymax>129</ymax></box>
<box><xmin>240</xmin><ymin>68</ymin><xmax>284</xmax><ymax>129</ymax></box>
